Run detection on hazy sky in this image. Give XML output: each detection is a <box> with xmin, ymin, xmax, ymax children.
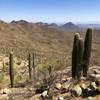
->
<box><xmin>0</xmin><ymin>0</ymin><xmax>100</xmax><ymax>23</ymax></box>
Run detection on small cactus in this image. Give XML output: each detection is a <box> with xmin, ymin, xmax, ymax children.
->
<box><xmin>83</xmin><ymin>28</ymin><xmax>92</xmax><ymax>77</ymax></box>
<box><xmin>32</xmin><ymin>53</ymin><xmax>35</xmax><ymax>69</ymax></box>
<box><xmin>28</xmin><ymin>53</ymin><xmax>32</xmax><ymax>79</ymax></box>
<box><xmin>48</xmin><ymin>65</ymin><xmax>52</xmax><ymax>75</ymax></box>
<box><xmin>72</xmin><ymin>33</ymin><xmax>80</xmax><ymax>79</ymax></box>
<box><xmin>9</xmin><ymin>51</ymin><xmax>14</xmax><ymax>87</ymax></box>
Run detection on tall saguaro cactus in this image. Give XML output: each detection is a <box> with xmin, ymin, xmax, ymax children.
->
<box><xmin>72</xmin><ymin>33</ymin><xmax>80</xmax><ymax>79</ymax></box>
<box><xmin>9</xmin><ymin>51</ymin><xmax>14</xmax><ymax>87</ymax></box>
<box><xmin>83</xmin><ymin>28</ymin><xmax>92</xmax><ymax>77</ymax></box>
<box><xmin>28</xmin><ymin>53</ymin><xmax>32</xmax><ymax>79</ymax></box>
<box><xmin>76</xmin><ymin>38</ymin><xmax>84</xmax><ymax>80</ymax></box>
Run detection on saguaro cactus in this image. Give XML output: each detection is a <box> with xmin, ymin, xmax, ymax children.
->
<box><xmin>9</xmin><ymin>51</ymin><xmax>14</xmax><ymax>87</ymax></box>
<box><xmin>83</xmin><ymin>28</ymin><xmax>92</xmax><ymax>77</ymax></box>
<box><xmin>72</xmin><ymin>33</ymin><xmax>80</xmax><ymax>79</ymax></box>
<box><xmin>28</xmin><ymin>53</ymin><xmax>32</xmax><ymax>79</ymax></box>
<box><xmin>32</xmin><ymin>53</ymin><xmax>35</xmax><ymax>69</ymax></box>
<box><xmin>76</xmin><ymin>38</ymin><xmax>84</xmax><ymax>80</ymax></box>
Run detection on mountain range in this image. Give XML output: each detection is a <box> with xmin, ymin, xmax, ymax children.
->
<box><xmin>0</xmin><ymin>20</ymin><xmax>100</xmax><ymax>65</ymax></box>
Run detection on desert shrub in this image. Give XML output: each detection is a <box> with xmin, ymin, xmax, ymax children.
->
<box><xmin>14</xmin><ymin>73</ymin><xmax>23</xmax><ymax>84</ymax></box>
<box><xmin>0</xmin><ymin>72</ymin><xmax>4</xmax><ymax>83</ymax></box>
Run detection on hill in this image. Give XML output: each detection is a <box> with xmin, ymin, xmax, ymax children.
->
<box><xmin>62</xmin><ymin>22</ymin><xmax>79</xmax><ymax>30</ymax></box>
<box><xmin>0</xmin><ymin>20</ymin><xmax>72</xmax><ymax>57</ymax></box>
<box><xmin>0</xmin><ymin>20</ymin><xmax>100</xmax><ymax>65</ymax></box>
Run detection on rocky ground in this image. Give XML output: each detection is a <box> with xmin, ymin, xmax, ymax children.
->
<box><xmin>0</xmin><ymin>55</ymin><xmax>99</xmax><ymax>100</ymax></box>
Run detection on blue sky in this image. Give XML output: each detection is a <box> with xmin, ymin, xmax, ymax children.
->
<box><xmin>0</xmin><ymin>0</ymin><xmax>100</xmax><ymax>23</ymax></box>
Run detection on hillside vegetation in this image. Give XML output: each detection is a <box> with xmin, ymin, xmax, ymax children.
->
<box><xmin>0</xmin><ymin>20</ymin><xmax>100</xmax><ymax>65</ymax></box>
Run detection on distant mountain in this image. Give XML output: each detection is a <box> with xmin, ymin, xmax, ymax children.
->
<box><xmin>62</xmin><ymin>22</ymin><xmax>79</xmax><ymax>30</ymax></box>
<box><xmin>11</xmin><ymin>20</ymin><xmax>29</xmax><ymax>24</ymax></box>
<box><xmin>48</xmin><ymin>23</ymin><xmax>58</xmax><ymax>28</ymax></box>
<box><xmin>78</xmin><ymin>24</ymin><xmax>100</xmax><ymax>29</ymax></box>
<box><xmin>0</xmin><ymin>19</ymin><xmax>72</xmax><ymax>56</ymax></box>
<box><xmin>35</xmin><ymin>22</ymin><xmax>49</xmax><ymax>26</ymax></box>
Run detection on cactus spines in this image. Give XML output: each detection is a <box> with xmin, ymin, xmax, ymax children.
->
<box><xmin>83</xmin><ymin>28</ymin><xmax>92</xmax><ymax>77</ymax></box>
<box><xmin>9</xmin><ymin>51</ymin><xmax>14</xmax><ymax>87</ymax></box>
<box><xmin>76</xmin><ymin>38</ymin><xmax>84</xmax><ymax>80</ymax></box>
<box><xmin>28</xmin><ymin>53</ymin><xmax>32</xmax><ymax>79</ymax></box>
<box><xmin>72</xmin><ymin>33</ymin><xmax>80</xmax><ymax>79</ymax></box>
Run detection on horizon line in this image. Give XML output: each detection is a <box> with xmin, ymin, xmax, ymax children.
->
<box><xmin>0</xmin><ymin>19</ymin><xmax>100</xmax><ymax>24</ymax></box>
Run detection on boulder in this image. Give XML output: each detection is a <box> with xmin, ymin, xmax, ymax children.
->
<box><xmin>95</xmin><ymin>74</ymin><xmax>100</xmax><ymax>81</ymax></box>
<box><xmin>93</xmin><ymin>69</ymin><xmax>100</xmax><ymax>74</ymax></box>
<box><xmin>87</xmin><ymin>96</ymin><xmax>94</xmax><ymax>100</ymax></box>
<box><xmin>97</xmin><ymin>86</ymin><xmax>100</xmax><ymax>93</ymax></box>
<box><xmin>80</xmin><ymin>83</ymin><xmax>87</xmax><ymax>90</ymax></box>
<box><xmin>95</xmin><ymin>74</ymin><xmax>100</xmax><ymax>86</ymax></box>
<box><xmin>89</xmin><ymin>74</ymin><xmax>100</xmax><ymax>83</ymax></box>
<box><xmin>84</xmin><ymin>88</ymin><xmax>95</xmax><ymax>97</ymax></box>
<box><xmin>62</xmin><ymin>82</ymin><xmax>70</xmax><ymax>91</ymax></box>
<box><xmin>89</xmin><ymin>74</ymin><xmax>96</xmax><ymax>81</ymax></box>
<box><xmin>55</xmin><ymin>83</ymin><xmax>62</xmax><ymax>90</ymax></box>
<box><xmin>0</xmin><ymin>94</ymin><xmax>8</xmax><ymax>100</ymax></box>
<box><xmin>0</xmin><ymin>88</ymin><xmax>11</xmax><ymax>94</ymax></box>
<box><xmin>70</xmin><ymin>85</ymin><xmax>82</xmax><ymax>97</ymax></box>
<box><xmin>90</xmin><ymin>82</ymin><xmax>97</xmax><ymax>90</ymax></box>
<box><xmin>41</xmin><ymin>90</ymin><xmax>48</xmax><ymax>97</ymax></box>
<box><xmin>58</xmin><ymin>96</ymin><xmax>64</xmax><ymax>100</ymax></box>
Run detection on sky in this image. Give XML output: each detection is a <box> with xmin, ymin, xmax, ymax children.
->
<box><xmin>0</xmin><ymin>0</ymin><xmax>100</xmax><ymax>23</ymax></box>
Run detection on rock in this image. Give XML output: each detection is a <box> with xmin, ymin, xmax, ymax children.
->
<box><xmin>87</xmin><ymin>96</ymin><xmax>94</xmax><ymax>100</ymax></box>
<box><xmin>81</xmin><ymin>77</ymin><xmax>87</xmax><ymax>82</ymax></box>
<box><xmin>0</xmin><ymin>88</ymin><xmax>11</xmax><ymax>94</ymax></box>
<box><xmin>41</xmin><ymin>90</ymin><xmax>48</xmax><ymax>97</ymax></box>
<box><xmin>55</xmin><ymin>83</ymin><xmax>62</xmax><ymax>90</ymax></box>
<box><xmin>66</xmin><ymin>77</ymin><xmax>72</xmax><ymax>81</ymax></box>
<box><xmin>95</xmin><ymin>74</ymin><xmax>100</xmax><ymax>81</ymax></box>
<box><xmin>0</xmin><ymin>94</ymin><xmax>8</xmax><ymax>100</ymax></box>
<box><xmin>93</xmin><ymin>69</ymin><xmax>100</xmax><ymax>74</ymax></box>
<box><xmin>96</xmin><ymin>80</ymin><xmax>100</xmax><ymax>86</ymax></box>
<box><xmin>63</xmin><ymin>82</ymin><xmax>70</xmax><ymax>91</ymax></box>
<box><xmin>60</xmin><ymin>88</ymin><xmax>67</xmax><ymax>94</ymax></box>
<box><xmin>89</xmin><ymin>74</ymin><xmax>100</xmax><ymax>82</ymax></box>
<box><xmin>61</xmin><ymin>78</ymin><xmax>68</xmax><ymax>83</ymax></box>
<box><xmin>70</xmin><ymin>85</ymin><xmax>82</xmax><ymax>97</ymax></box>
<box><xmin>30</xmin><ymin>94</ymin><xmax>41</xmax><ymax>100</ymax></box>
<box><xmin>84</xmin><ymin>88</ymin><xmax>95</xmax><ymax>97</ymax></box>
<box><xmin>58</xmin><ymin>96</ymin><xmax>64</xmax><ymax>100</ymax></box>
<box><xmin>89</xmin><ymin>74</ymin><xmax>96</xmax><ymax>81</ymax></box>
<box><xmin>97</xmin><ymin>86</ymin><xmax>100</xmax><ymax>93</ymax></box>
<box><xmin>95</xmin><ymin>74</ymin><xmax>100</xmax><ymax>86</ymax></box>
<box><xmin>80</xmin><ymin>83</ymin><xmax>87</xmax><ymax>90</ymax></box>
<box><xmin>90</xmin><ymin>82</ymin><xmax>97</xmax><ymax>90</ymax></box>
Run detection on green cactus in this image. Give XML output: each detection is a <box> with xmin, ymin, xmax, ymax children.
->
<box><xmin>83</xmin><ymin>28</ymin><xmax>92</xmax><ymax>77</ymax></box>
<box><xmin>9</xmin><ymin>51</ymin><xmax>14</xmax><ymax>87</ymax></box>
<box><xmin>32</xmin><ymin>53</ymin><xmax>35</xmax><ymax>69</ymax></box>
<box><xmin>48</xmin><ymin>65</ymin><xmax>52</xmax><ymax>75</ymax></box>
<box><xmin>28</xmin><ymin>53</ymin><xmax>32</xmax><ymax>79</ymax></box>
<box><xmin>76</xmin><ymin>38</ymin><xmax>84</xmax><ymax>80</ymax></box>
<box><xmin>72</xmin><ymin>33</ymin><xmax>80</xmax><ymax>79</ymax></box>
